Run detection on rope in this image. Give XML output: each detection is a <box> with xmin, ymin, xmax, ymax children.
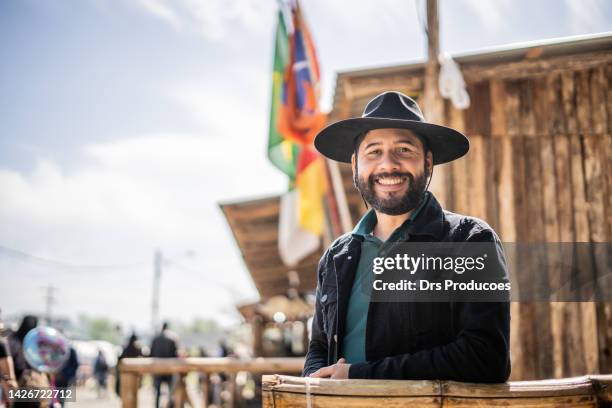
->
<box><xmin>305</xmin><ymin>376</ymin><xmax>313</xmax><ymax>408</ymax></box>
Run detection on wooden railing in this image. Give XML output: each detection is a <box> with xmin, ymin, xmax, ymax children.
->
<box><xmin>119</xmin><ymin>357</ymin><xmax>304</xmax><ymax>408</ymax></box>
<box><xmin>262</xmin><ymin>374</ymin><xmax>612</xmax><ymax>407</ymax></box>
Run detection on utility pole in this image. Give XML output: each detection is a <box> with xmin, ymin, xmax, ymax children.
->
<box><xmin>423</xmin><ymin>0</ymin><xmax>449</xmax><ymax>206</ymax></box>
<box><xmin>151</xmin><ymin>249</ymin><xmax>162</xmax><ymax>333</ymax></box>
<box><xmin>424</xmin><ymin>0</ymin><xmax>441</xmax><ymax>122</ymax></box>
<box><xmin>44</xmin><ymin>285</ymin><xmax>57</xmax><ymax>325</ymax></box>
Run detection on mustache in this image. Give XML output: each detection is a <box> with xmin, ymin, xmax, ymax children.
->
<box><xmin>368</xmin><ymin>171</ymin><xmax>415</xmax><ymax>183</ymax></box>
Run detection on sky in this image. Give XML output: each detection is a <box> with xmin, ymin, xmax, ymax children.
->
<box><xmin>1</xmin><ymin>0</ymin><xmax>611</xmax><ymax>334</ymax></box>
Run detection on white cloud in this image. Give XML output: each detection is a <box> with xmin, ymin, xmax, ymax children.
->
<box><xmin>564</xmin><ymin>0</ymin><xmax>607</xmax><ymax>34</ymax></box>
<box><xmin>168</xmin><ymin>80</ymin><xmax>265</xmax><ymax>137</ymax></box>
<box><xmin>0</xmin><ymin>62</ymin><xmax>288</xmax><ymax>330</ymax></box>
<box><xmin>462</xmin><ymin>0</ymin><xmax>514</xmax><ymax>32</ymax></box>
<box><xmin>137</xmin><ymin>0</ymin><xmax>183</xmax><ymax>31</ymax></box>
<box><xmin>134</xmin><ymin>0</ymin><xmax>275</xmax><ymax>40</ymax></box>
<box><xmin>0</xmin><ymin>131</ymin><xmax>287</xmax><ymax>330</ymax></box>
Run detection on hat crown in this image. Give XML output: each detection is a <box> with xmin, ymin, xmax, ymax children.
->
<box><xmin>362</xmin><ymin>91</ymin><xmax>425</xmax><ymax>122</ymax></box>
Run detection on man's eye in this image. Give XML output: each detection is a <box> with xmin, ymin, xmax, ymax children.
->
<box><xmin>398</xmin><ymin>147</ymin><xmax>411</xmax><ymax>153</ymax></box>
<box><xmin>367</xmin><ymin>149</ymin><xmax>381</xmax><ymax>155</ymax></box>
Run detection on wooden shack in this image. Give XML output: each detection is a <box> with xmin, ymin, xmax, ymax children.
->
<box><xmin>221</xmin><ymin>32</ymin><xmax>611</xmax><ymax>381</ymax></box>
<box><xmin>326</xmin><ymin>32</ymin><xmax>612</xmax><ymax>380</ymax></box>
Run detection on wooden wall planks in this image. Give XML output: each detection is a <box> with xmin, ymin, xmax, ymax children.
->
<box><xmin>327</xmin><ymin>53</ymin><xmax>611</xmax><ymax>380</ymax></box>
<box><xmin>438</xmin><ymin>66</ymin><xmax>610</xmax><ymax>380</ymax></box>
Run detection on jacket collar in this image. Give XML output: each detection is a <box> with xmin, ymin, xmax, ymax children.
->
<box><xmin>349</xmin><ymin>192</ymin><xmax>446</xmax><ymax>242</ymax></box>
<box><xmin>403</xmin><ymin>192</ymin><xmax>446</xmax><ymax>240</ymax></box>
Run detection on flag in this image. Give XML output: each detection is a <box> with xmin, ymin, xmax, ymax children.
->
<box><xmin>267</xmin><ymin>9</ymin><xmax>299</xmax><ymax>180</ymax></box>
<box><xmin>276</xmin><ymin>3</ymin><xmax>326</xmax><ymax>146</ymax></box>
<box><xmin>268</xmin><ymin>1</ymin><xmax>328</xmax><ymax>267</ymax></box>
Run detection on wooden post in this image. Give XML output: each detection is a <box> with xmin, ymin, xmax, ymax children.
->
<box><xmin>424</xmin><ymin>0</ymin><xmax>441</xmax><ymax>122</ymax></box>
<box><xmin>120</xmin><ymin>372</ymin><xmax>139</xmax><ymax>408</ymax></box>
<box><xmin>301</xmin><ymin>318</ymin><xmax>310</xmax><ymax>355</ymax></box>
<box><xmin>201</xmin><ymin>373</ymin><xmax>209</xmax><ymax>408</ymax></box>
<box><xmin>423</xmin><ymin>0</ymin><xmax>449</xmax><ymax>207</ymax></box>
<box><xmin>229</xmin><ymin>373</ymin><xmax>237</xmax><ymax>408</ymax></box>
<box><xmin>253</xmin><ymin>315</ymin><xmax>264</xmax><ymax>357</ymax></box>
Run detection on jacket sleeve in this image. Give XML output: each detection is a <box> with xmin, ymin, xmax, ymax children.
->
<box><xmin>348</xmin><ymin>228</ymin><xmax>511</xmax><ymax>383</ymax></box>
<box><xmin>302</xmin><ymin>250</ymin><xmax>330</xmax><ymax>377</ymax></box>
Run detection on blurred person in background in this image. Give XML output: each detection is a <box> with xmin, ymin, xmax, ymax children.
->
<box><xmin>55</xmin><ymin>345</ymin><xmax>78</xmax><ymax>407</ymax></box>
<box><xmin>7</xmin><ymin>315</ymin><xmax>48</xmax><ymax>408</ymax></box>
<box><xmin>115</xmin><ymin>333</ymin><xmax>143</xmax><ymax>397</ymax></box>
<box><xmin>150</xmin><ymin>322</ymin><xmax>178</xmax><ymax>408</ymax></box>
<box><xmin>93</xmin><ymin>349</ymin><xmax>108</xmax><ymax>398</ymax></box>
<box><xmin>7</xmin><ymin>315</ymin><xmax>38</xmax><ymax>385</ymax></box>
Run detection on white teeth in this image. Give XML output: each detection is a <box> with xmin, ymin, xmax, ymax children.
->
<box><xmin>377</xmin><ymin>177</ymin><xmax>405</xmax><ymax>185</ymax></box>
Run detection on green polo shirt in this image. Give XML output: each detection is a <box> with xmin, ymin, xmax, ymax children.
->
<box><xmin>342</xmin><ymin>193</ymin><xmax>430</xmax><ymax>364</ymax></box>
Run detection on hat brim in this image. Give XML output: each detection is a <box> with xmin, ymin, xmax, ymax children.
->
<box><xmin>314</xmin><ymin>117</ymin><xmax>469</xmax><ymax>165</ymax></box>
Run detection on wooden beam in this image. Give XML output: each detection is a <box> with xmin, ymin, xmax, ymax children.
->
<box><xmin>462</xmin><ymin>51</ymin><xmax>612</xmax><ymax>82</ymax></box>
<box><xmin>120</xmin><ymin>357</ymin><xmax>305</xmax><ymax>376</ymax></box>
<box><xmin>262</xmin><ymin>375</ymin><xmax>610</xmax><ymax>408</ymax></box>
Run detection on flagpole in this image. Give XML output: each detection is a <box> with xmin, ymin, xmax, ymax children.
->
<box><xmin>326</xmin><ymin>159</ymin><xmax>353</xmax><ymax>233</ymax></box>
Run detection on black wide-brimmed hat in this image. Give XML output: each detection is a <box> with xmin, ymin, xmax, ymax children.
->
<box><xmin>314</xmin><ymin>91</ymin><xmax>469</xmax><ymax>165</ymax></box>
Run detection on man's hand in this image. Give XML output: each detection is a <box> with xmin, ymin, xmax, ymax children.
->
<box><xmin>309</xmin><ymin>358</ymin><xmax>351</xmax><ymax>379</ymax></box>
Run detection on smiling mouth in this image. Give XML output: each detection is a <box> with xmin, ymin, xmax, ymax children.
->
<box><xmin>374</xmin><ymin>175</ymin><xmax>408</xmax><ymax>186</ymax></box>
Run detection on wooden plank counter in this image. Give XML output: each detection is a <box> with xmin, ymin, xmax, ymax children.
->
<box><xmin>119</xmin><ymin>357</ymin><xmax>304</xmax><ymax>408</ymax></box>
<box><xmin>262</xmin><ymin>374</ymin><xmax>612</xmax><ymax>407</ymax></box>
<box><xmin>120</xmin><ymin>356</ymin><xmax>304</xmax><ymax>375</ymax></box>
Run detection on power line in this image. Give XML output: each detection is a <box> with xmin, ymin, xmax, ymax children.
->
<box><xmin>166</xmin><ymin>261</ymin><xmax>243</xmax><ymax>302</ymax></box>
<box><xmin>0</xmin><ymin>244</ymin><xmax>147</xmax><ymax>271</ymax></box>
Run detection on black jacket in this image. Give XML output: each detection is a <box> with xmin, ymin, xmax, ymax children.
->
<box><xmin>302</xmin><ymin>193</ymin><xmax>511</xmax><ymax>382</ymax></box>
<box><xmin>150</xmin><ymin>331</ymin><xmax>178</xmax><ymax>358</ymax></box>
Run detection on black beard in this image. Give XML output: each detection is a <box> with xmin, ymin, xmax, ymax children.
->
<box><xmin>355</xmin><ymin>168</ymin><xmax>428</xmax><ymax>216</ymax></box>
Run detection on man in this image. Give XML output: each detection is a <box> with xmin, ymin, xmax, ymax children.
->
<box><xmin>150</xmin><ymin>322</ymin><xmax>179</xmax><ymax>408</ymax></box>
<box><xmin>115</xmin><ymin>333</ymin><xmax>143</xmax><ymax>397</ymax></box>
<box><xmin>93</xmin><ymin>349</ymin><xmax>108</xmax><ymax>398</ymax></box>
<box><xmin>7</xmin><ymin>315</ymin><xmax>38</xmax><ymax>385</ymax></box>
<box><xmin>55</xmin><ymin>345</ymin><xmax>78</xmax><ymax>406</ymax></box>
<box><xmin>303</xmin><ymin>91</ymin><xmax>510</xmax><ymax>382</ymax></box>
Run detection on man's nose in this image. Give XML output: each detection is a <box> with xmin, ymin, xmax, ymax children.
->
<box><xmin>378</xmin><ymin>150</ymin><xmax>401</xmax><ymax>172</ymax></box>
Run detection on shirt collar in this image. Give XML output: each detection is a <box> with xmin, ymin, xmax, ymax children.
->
<box><xmin>351</xmin><ymin>192</ymin><xmax>432</xmax><ymax>240</ymax></box>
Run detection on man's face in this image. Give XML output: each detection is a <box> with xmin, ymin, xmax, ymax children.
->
<box><xmin>351</xmin><ymin>128</ymin><xmax>432</xmax><ymax>215</ymax></box>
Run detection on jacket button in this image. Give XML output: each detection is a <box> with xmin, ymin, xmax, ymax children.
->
<box><xmin>321</xmin><ymin>294</ymin><xmax>328</xmax><ymax>303</ymax></box>
<box><xmin>347</xmin><ymin>256</ymin><xmax>352</xmax><ymax>260</ymax></box>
